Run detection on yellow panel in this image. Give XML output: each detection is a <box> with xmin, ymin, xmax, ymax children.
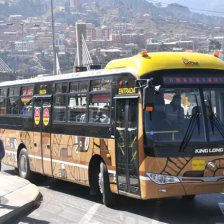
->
<box><xmin>192</xmin><ymin>160</ymin><xmax>205</xmax><ymax>171</ymax></box>
<box><xmin>105</xmin><ymin>52</ymin><xmax>224</xmax><ymax>76</ymax></box>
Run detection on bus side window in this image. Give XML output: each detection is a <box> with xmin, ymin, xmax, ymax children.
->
<box><xmin>53</xmin><ymin>95</ymin><xmax>67</xmax><ymax>122</ymax></box>
<box><xmin>7</xmin><ymin>87</ymin><xmax>20</xmax><ymax>115</ymax></box>
<box><xmin>0</xmin><ymin>98</ymin><xmax>6</xmax><ymax>115</ymax></box>
<box><xmin>0</xmin><ymin>88</ymin><xmax>7</xmax><ymax>115</ymax></box>
<box><xmin>88</xmin><ymin>94</ymin><xmax>110</xmax><ymax>124</ymax></box>
<box><xmin>20</xmin><ymin>86</ymin><xmax>34</xmax><ymax>116</ymax></box>
<box><xmin>7</xmin><ymin>97</ymin><xmax>19</xmax><ymax>114</ymax></box>
<box><xmin>68</xmin><ymin>94</ymin><xmax>87</xmax><ymax>123</ymax></box>
<box><xmin>20</xmin><ymin>99</ymin><xmax>33</xmax><ymax>115</ymax></box>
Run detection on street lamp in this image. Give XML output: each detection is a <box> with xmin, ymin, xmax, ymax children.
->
<box><xmin>50</xmin><ymin>0</ymin><xmax>56</xmax><ymax>75</ymax></box>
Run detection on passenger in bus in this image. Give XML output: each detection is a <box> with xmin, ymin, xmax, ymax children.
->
<box><xmin>21</xmin><ymin>106</ymin><xmax>27</xmax><ymax>115</ymax></box>
<box><xmin>91</xmin><ymin>111</ymin><xmax>99</xmax><ymax>122</ymax></box>
<box><xmin>80</xmin><ymin>113</ymin><xmax>86</xmax><ymax>122</ymax></box>
<box><xmin>75</xmin><ymin>113</ymin><xmax>81</xmax><ymax>122</ymax></box>
<box><xmin>165</xmin><ymin>94</ymin><xmax>184</xmax><ymax>130</ymax></box>
<box><xmin>91</xmin><ymin>111</ymin><xmax>108</xmax><ymax>123</ymax></box>
<box><xmin>99</xmin><ymin>112</ymin><xmax>108</xmax><ymax>123</ymax></box>
<box><xmin>100</xmin><ymin>106</ymin><xmax>109</xmax><ymax>123</ymax></box>
<box><xmin>11</xmin><ymin>102</ymin><xmax>18</xmax><ymax>114</ymax></box>
<box><xmin>26</xmin><ymin>100</ymin><xmax>33</xmax><ymax>115</ymax></box>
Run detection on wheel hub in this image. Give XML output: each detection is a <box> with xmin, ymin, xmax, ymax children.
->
<box><xmin>20</xmin><ymin>154</ymin><xmax>27</xmax><ymax>177</ymax></box>
<box><xmin>99</xmin><ymin>172</ymin><xmax>103</xmax><ymax>193</ymax></box>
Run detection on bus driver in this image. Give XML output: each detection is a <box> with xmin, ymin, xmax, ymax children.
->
<box><xmin>165</xmin><ymin>94</ymin><xmax>184</xmax><ymax>130</ymax></box>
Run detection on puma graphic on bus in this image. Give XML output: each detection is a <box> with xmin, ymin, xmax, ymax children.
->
<box><xmin>195</xmin><ymin>148</ymin><xmax>224</xmax><ymax>154</ymax></box>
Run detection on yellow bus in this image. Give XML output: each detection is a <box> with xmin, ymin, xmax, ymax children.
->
<box><xmin>2</xmin><ymin>52</ymin><xmax>224</xmax><ymax>206</ymax></box>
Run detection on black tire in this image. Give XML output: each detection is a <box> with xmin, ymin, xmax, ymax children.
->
<box><xmin>14</xmin><ymin>167</ymin><xmax>19</xmax><ymax>174</ymax></box>
<box><xmin>182</xmin><ymin>195</ymin><xmax>196</xmax><ymax>200</ymax></box>
<box><xmin>18</xmin><ymin>148</ymin><xmax>31</xmax><ymax>180</ymax></box>
<box><xmin>99</xmin><ymin>162</ymin><xmax>115</xmax><ymax>207</ymax></box>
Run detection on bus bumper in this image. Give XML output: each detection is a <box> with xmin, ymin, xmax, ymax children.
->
<box><xmin>140</xmin><ymin>179</ymin><xmax>224</xmax><ymax>200</ymax></box>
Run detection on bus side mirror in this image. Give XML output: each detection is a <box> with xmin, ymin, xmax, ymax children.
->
<box><xmin>143</xmin><ymin>86</ymin><xmax>154</xmax><ymax>111</ymax></box>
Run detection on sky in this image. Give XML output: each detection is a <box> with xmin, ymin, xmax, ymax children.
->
<box><xmin>147</xmin><ymin>0</ymin><xmax>224</xmax><ymax>16</ymax></box>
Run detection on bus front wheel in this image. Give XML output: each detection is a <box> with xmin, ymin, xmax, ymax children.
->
<box><xmin>18</xmin><ymin>148</ymin><xmax>31</xmax><ymax>180</ymax></box>
<box><xmin>99</xmin><ymin>162</ymin><xmax>115</xmax><ymax>207</ymax></box>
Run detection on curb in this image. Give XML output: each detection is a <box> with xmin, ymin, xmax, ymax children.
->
<box><xmin>0</xmin><ymin>185</ymin><xmax>41</xmax><ymax>224</ymax></box>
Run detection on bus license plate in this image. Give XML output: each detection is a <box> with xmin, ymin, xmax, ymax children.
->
<box><xmin>192</xmin><ymin>160</ymin><xmax>205</xmax><ymax>170</ymax></box>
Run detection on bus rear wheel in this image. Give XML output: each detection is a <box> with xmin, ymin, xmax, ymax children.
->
<box><xmin>99</xmin><ymin>162</ymin><xmax>115</xmax><ymax>207</ymax></box>
<box><xmin>18</xmin><ymin>148</ymin><xmax>31</xmax><ymax>180</ymax></box>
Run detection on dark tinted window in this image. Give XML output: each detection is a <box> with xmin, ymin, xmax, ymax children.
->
<box><xmin>68</xmin><ymin>94</ymin><xmax>87</xmax><ymax>122</ymax></box>
<box><xmin>70</xmin><ymin>81</ymin><xmax>88</xmax><ymax>92</ymax></box>
<box><xmin>7</xmin><ymin>97</ymin><xmax>19</xmax><ymax>114</ymax></box>
<box><xmin>20</xmin><ymin>86</ymin><xmax>33</xmax><ymax>116</ymax></box>
<box><xmin>91</xmin><ymin>79</ymin><xmax>111</xmax><ymax>91</ymax></box>
<box><xmin>0</xmin><ymin>98</ymin><xmax>6</xmax><ymax>115</ymax></box>
<box><xmin>9</xmin><ymin>87</ymin><xmax>20</xmax><ymax>96</ymax></box>
<box><xmin>0</xmin><ymin>88</ymin><xmax>7</xmax><ymax>97</ymax></box>
<box><xmin>21</xmin><ymin>86</ymin><xmax>34</xmax><ymax>96</ymax></box>
<box><xmin>55</xmin><ymin>83</ymin><xmax>67</xmax><ymax>93</ymax></box>
<box><xmin>53</xmin><ymin>95</ymin><xmax>67</xmax><ymax>121</ymax></box>
<box><xmin>89</xmin><ymin>94</ymin><xmax>110</xmax><ymax>124</ymax></box>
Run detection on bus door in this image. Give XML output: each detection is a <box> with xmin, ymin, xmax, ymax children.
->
<box><xmin>115</xmin><ymin>97</ymin><xmax>140</xmax><ymax>195</ymax></box>
<box><xmin>33</xmin><ymin>96</ymin><xmax>52</xmax><ymax>176</ymax></box>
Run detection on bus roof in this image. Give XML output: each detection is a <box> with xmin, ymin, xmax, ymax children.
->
<box><xmin>105</xmin><ymin>52</ymin><xmax>224</xmax><ymax>76</ymax></box>
<box><xmin>0</xmin><ymin>67</ymin><xmax>137</xmax><ymax>88</ymax></box>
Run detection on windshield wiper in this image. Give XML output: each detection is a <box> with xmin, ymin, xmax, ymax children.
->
<box><xmin>206</xmin><ymin>95</ymin><xmax>224</xmax><ymax>138</ymax></box>
<box><xmin>179</xmin><ymin>95</ymin><xmax>200</xmax><ymax>153</ymax></box>
<box><xmin>195</xmin><ymin>95</ymin><xmax>201</xmax><ymax>135</ymax></box>
<box><xmin>206</xmin><ymin>95</ymin><xmax>215</xmax><ymax>135</ymax></box>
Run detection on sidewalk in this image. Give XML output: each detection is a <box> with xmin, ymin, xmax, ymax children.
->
<box><xmin>0</xmin><ymin>172</ymin><xmax>40</xmax><ymax>223</ymax></box>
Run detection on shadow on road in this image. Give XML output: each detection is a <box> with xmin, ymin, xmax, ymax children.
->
<box><xmin>4</xmin><ymin>168</ymin><xmax>224</xmax><ymax>224</ymax></box>
<box><xmin>32</xmin><ymin>174</ymin><xmax>224</xmax><ymax>224</ymax></box>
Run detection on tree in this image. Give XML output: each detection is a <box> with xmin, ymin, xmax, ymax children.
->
<box><xmin>209</xmin><ymin>40</ymin><xmax>221</xmax><ymax>52</ymax></box>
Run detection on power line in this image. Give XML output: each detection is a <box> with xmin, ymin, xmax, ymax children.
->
<box><xmin>147</xmin><ymin>0</ymin><xmax>224</xmax><ymax>15</ymax></box>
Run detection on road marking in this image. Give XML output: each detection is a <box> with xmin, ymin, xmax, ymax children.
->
<box><xmin>218</xmin><ymin>203</ymin><xmax>224</xmax><ymax>215</ymax></box>
<box><xmin>78</xmin><ymin>203</ymin><xmax>101</xmax><ymax>224</ymax></box>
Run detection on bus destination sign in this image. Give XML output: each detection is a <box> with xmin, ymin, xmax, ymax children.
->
<box><xmin>163</xmin><ymin>76</ymin><xmax>224</xmax><ymax>85</ymax></box>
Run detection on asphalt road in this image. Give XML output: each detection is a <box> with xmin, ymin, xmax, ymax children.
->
<box><xmin>2</xmin><ymin>164</ymin><xmax>224</xmax><ymax>224</ymax></box>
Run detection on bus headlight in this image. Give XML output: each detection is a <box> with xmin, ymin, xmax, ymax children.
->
<box><xmin>146</xmin><ymin>172</ymin><xmax>180</xmax><ymax>185</ymax></box>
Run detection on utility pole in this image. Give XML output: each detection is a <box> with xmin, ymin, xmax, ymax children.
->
<box><xmin>50</xmin><ymin>0</ymin><xmax>56</xmax><ymax>75</ymax></box>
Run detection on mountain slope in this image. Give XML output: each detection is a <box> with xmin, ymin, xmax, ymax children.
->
<box><xmin>96</xmin><ymin>0</ymin><xmax>224</xmax><ymax>26</ymax></box>
<box><xmin>163</xmin><ymin>0</ymin><xmax>224</xmax><ymax>15</ymax></box>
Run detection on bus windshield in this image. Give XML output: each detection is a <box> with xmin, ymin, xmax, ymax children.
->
<box><xmin>144</xmin><ymin>87</ymin><xmax>224</xmax><ymax>156</ymax></box>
